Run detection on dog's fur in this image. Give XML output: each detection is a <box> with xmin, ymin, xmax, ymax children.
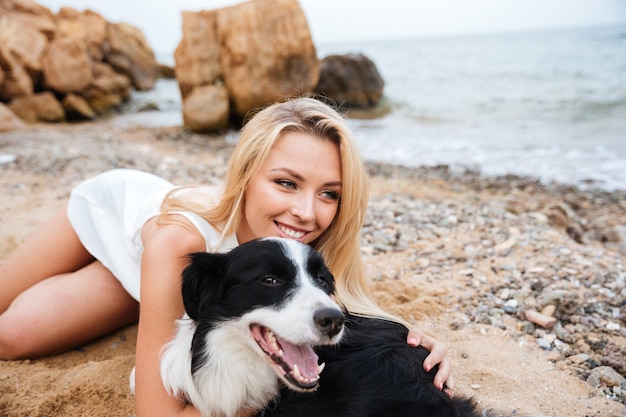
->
<box><xmin>160</xmin><ymin>237</ymin><xmax>345</xmax><ymax>417</ymax></box>
<box><xmin>162</xmin><ymin>237</ymin><xmax>480</xmax><ymax>417</ymax></box>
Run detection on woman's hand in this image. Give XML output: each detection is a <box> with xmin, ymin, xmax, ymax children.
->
<box><xmin>407</xmin><ymin>328</ymin><xmax>454</xmax><ymax>397</ymax></box>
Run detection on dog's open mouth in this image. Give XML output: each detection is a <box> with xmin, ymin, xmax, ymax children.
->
<box><xmin>250</xmin><ymin>324</ymin><xmax>323</xmax><ymax>391</ymax></box>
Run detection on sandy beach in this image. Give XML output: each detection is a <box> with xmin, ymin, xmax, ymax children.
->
<box><xmin>1</xmin><ymin>117</ymin><xmax>625</xmax><ymax>417</ymax></box>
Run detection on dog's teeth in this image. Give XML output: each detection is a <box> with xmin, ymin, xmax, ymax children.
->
<box><xmin>267</xmin><ymin>331</ymin><xmax>282</xmax><ymax>353</ymax></box>
<box><xmin>292</xmin><ymin>364</ymin><xmax>303</xmax><ymax>381</ymax></box>
<box><xmin>318</xmin><ymin>362</ymin><xmax>326</xmax><ymax>373</ymax></box>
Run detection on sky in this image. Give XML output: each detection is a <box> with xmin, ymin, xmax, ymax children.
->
<box><xmin>36</xmin><ymin>0</ymin><xmax>626</xmax><ymax>56</ymax></box>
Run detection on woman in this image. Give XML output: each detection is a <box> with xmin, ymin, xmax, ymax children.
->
<box><xmin>0</xmin><ymin>97</ymin><xmax>452</xmax><ymax>416</ymax></box>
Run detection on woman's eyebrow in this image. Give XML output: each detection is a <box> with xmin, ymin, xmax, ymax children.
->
<box><xmin>270</xmin><ymin>167</ymin><xmax>303</xmax><ymax>181</ymax></box>
<box><xmin>270</xmin><ymin>167</ymin><xmax>342</xmax><ymax>187</ymax></box>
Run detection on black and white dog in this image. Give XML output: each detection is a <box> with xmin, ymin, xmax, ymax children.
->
<box><xmin>160</xmin><ymin>237</ymin><xmax>345</xmax><ymax>417</ymax></box>
<box><xmin>161</xmin><ymin>237</ymin><xmax>480</xmax><ymax>417</ymax></box>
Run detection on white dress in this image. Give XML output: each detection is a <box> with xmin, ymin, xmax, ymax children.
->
<box><xmin>66</xmin><ymin>169</ymin><xmax>238</xmax><ymax>301</ymax></box>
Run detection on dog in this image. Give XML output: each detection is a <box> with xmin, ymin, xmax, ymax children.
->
<box><xmin>162</xmin><ymin>237</ymin><xmax>480</xmax><ymax>417</ymax></box>
<box><xmin>160</xmin><ymin>237</ymin><xmax>345</xmax><ymax>417</ymax></box>
<box><xmin>259</xmin><ymin>313</ymin><xmax>480</xmax><ymax>417</ymax></box>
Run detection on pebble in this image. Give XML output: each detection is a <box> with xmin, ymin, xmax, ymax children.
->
<box><xmin>587</xmin><ymin>366</ymin><xmax>626</xmax><ymax>388</ymax></box>
<box><xmin>524</xmin><ymin>310</ymin><xmax>558</xmax><ymax>329</ymax></box>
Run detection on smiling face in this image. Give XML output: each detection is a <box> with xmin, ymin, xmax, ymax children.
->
<box><xmin>237</xmin><ymin>131</ymin><xmax>342</xmax><ymax>245</ymax></box>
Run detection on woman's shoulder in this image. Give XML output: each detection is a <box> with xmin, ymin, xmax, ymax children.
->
<box><xmin>142</xmin><ymin>215</ymin><xmax>206</xmax><ymax>256</ymax></box>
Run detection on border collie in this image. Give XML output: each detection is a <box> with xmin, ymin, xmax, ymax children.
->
<box><xmin>162</xmin><ymin>237</ymin><xmax>480</xmax><ymax>417</ymax></box>
<box><xmin>160</xmin><ymin>237</ymin><xmax>345</xmax><ymax>417</ymax></box>
<box><xmin>259</xmin><ymin>313</ymin><xmax>480</xmax><ymax>417</ymax></box>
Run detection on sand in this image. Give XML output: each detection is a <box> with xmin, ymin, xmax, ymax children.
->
<box><xmin>0</xmin><ymin>118</ymin><xmax>624</xmax><ymax>417</ymax></box>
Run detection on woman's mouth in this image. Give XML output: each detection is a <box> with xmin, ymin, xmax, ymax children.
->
<box><xmin>276</xmin><ymin>222</ymin><xmax>306</xmax><ymax>239</ymax></box>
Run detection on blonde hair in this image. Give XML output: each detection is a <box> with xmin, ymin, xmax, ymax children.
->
<box><xmin>162</xmin><ymin>96</ymin><xmax>401</xmax><ymax>322</ymax></box>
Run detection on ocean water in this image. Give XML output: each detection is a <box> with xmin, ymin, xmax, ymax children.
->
<box><xmin>126</xmin><ymin>24</ymin><xmax>626</xmax><ymax>191</ymax></box>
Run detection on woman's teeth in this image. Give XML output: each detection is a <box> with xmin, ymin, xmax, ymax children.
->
<box><xmin>278</xmin><ymin>224</ymin><xmax>305</xmax><ymax>239</ymax></box>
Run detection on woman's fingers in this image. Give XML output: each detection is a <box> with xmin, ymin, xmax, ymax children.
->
<box><xmin>406</xmin><ymin>328</ymin><xmax>453</xmax><ymax>393</ymax></box>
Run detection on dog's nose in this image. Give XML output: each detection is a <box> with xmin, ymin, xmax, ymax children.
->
<box><xmin>314</xmin><ymin>308</ymin><xmax>345</xmax><ymax>337</ymax></box>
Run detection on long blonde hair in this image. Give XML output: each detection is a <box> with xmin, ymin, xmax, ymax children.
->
<box><xmin>162</xmin><ymin>97</ymin><xmax>401</xmax><ymax>321</ymax></box>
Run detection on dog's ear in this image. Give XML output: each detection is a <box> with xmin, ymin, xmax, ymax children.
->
<box><xmin>181</xmin><ymin>252</ymin><xmax>228</xmax><ymax>320</ymax></box>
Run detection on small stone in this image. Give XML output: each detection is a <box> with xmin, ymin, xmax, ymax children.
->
<box><xmin>470</xmin><ymin>384</ymin><xmax>481</xmax><ymax>390</ymax></box>
<box><xmin>586</xmin><ymin>373</ymin><xmax>601</xmax><ymax>389</ymax></box>
<box><xmin>606</xmin><ymin>321</ymin><xmax>621</xmax><ymax>331</ymax></box>
<box><xmin>541</xmin><ymin>304</ymin><xmax>556</xmax><ymax>317</ymax></box>
<box><xmin>519</xmin><ymin>321</ymin><xmax>535</xmax><ymax>334</ymax></box>
<box><xmin>536</xmin><ymin>338</ymin><xmax>552</xmax><ymax>350</ymax></box>
<box><xmin>569</xmin><ymin>353</ymin><xmax>590</xmax><ymax>365</ymax></box>
<box><xmin>525</xmin><ymin>309</ymin><xmax>558</xmax><ymax>329</ymax></box>
<box><xmin>494</xmin><ymin>237</ymin><xmax>517</xmax><ymax>256</ymax></box>
<box><xmin>588</xmin><ymin>366</ymin><xmax>626</xmax><ymax>388</ymax></box>
<box><xmin>503</xmin><ymin>299</ymin><xmax>518</xmax><ymax>314</ymax></box>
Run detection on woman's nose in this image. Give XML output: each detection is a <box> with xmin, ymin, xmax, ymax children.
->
<box><xmin>290</xmin><ymin>194</ymin><xmax>315</xmax><ymax>222</ymax></box>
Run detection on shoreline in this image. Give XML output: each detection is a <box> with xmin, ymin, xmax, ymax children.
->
<box><xmin>1</xmin><ymin>120</ymin><xmax>625</xmax><ymax>416</ymax></box>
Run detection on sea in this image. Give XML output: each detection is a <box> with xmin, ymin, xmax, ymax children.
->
<box><xmin>123</xmin><ymin>24</ymin><xmax>626</xmax><ymax>192</ymax></box>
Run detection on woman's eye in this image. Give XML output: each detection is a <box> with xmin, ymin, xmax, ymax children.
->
<box><xmin>275</xmin><ymin>179</ymin><xmax>296</xmax><ymax>189</ymax></box>
<box><xmin>321</xmin><ymin>190</ymin><xmax>340</xmax><ymax>200</ymax></box>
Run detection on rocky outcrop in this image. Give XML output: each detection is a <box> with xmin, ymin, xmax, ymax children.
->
<box><xmin>175</xmin><ymin>0</ymin><xmax>319</xmax><ymax>132</ymax></box>
<box><xmin>0</xmin><ymin>102</ymin><xmax>25</xmax><ymax>132</ymax></box>
<box><xmin>0</xmin><ymin>0</ymin><xmax>159</xmax><ymax>128</ymax></box>
<box><xmin>316</xmin><ymin>53</ymin><xmax>385</xmax><ymax>109</ymax></box>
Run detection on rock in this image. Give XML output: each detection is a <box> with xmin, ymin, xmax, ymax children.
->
<box><xmin>0</xmin><ymin>51</ymin><xmax>35</xmax><ymax>101</ymax></box>
<box><xmin>63</xmin><ymin>93</ymin><xmax>96</xmax><ymax>120</ymax></box>
<box><xmin>587</xmin><ymin>366</ymin><xmax>626</xmax><ymax>388</ymax></box>
<box><xmin>158</xmin><ymin>63</ymin><xmax>176</xmax><ymax>79</ymax></box>
<box><xmin>81</xmin><ymin>62</ymin><xmax>132</xmax><ymax>114</ymax></box>
<box><xmin>60</xmin><ymin>8</ymin><xmax>110</xmax><ymax>61</ymax></box>
<box><xmin>494</xmin><ymin>236</ymin><xmax>517</xmax><ymax>256</ymax></box>
<box><xmin>174</xmin><ymin>11</ymin><xmax>223</xmax><ymax>100</ymax></box>
<box><xmin>0</xmin><ymin>12</ymin><xmax>50</xmax><ymax>75</ymax></box>
<box><xmin>541</xmin><ymin>304</ymin><xmax>556</xmax><ymax>317</ymax></box>
<box><xmin>8</xmin><ymin>91</ymin><xmax>65</xmax><ymax>123</ymax></box>
<box><xmin>182</xmin><ymin>84</ymin><xmax>229</xmax><ymax>133</ymax></box>
<box><xmin>602</xmin><ymin>225</ymin><xmax>626</xmax><ymax>253</ymax></box>
<box><xmin>316</xmin><ymin>53</ymin><xmax>385</xmax><ymax>109</ymax></box>
<box><xmin>41</xmin><ymin>29</ymin><xmax>93</xmax><ymax>93</ymax></box>
<box><xmin>106</xmin><ymin>22</ymin><xmax>159</xmax><ymax>91</ymax></box>
<box><xmin>217</xmin><ymin>0</ymin><xmax>319</xmax><ymax>118</ymax></box>
<box><xmin>0</xmin><ymin>102</ymin><xmax>25</xmax><ymax>132</ymax></box>
<box><xmin>524</xmin><ymin>309</ymin><xmax>557</xmax><ymax>329</ymax></box>
<box><xmin>175</xmin><ymin>0</ymin><xmax>319</xmax><ymax>128</ymax></box>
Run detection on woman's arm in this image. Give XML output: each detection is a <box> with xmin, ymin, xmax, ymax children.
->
<box><xmin>407</xmin><ymin>328</ymin><xmax>454</xmax><ymax>396</ymax></box>
<box><xmin>134</xmin><ymin>217</ymin><xmax>206</xmax><ymax>417</ymax></box>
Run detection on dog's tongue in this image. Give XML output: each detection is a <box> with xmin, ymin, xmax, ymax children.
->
<box><xmin>275</xmin><ymin>335</ymin><xmax>320</xmax><ymax>379</ymax></box>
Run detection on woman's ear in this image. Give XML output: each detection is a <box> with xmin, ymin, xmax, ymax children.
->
<box><xmin>181</xmin><ymin>252</ymin><xmax>227</xmax><ymax>320</ymax></box>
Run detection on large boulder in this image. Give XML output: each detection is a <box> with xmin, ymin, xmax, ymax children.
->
<box><xmin>175</xmin><ymin>0</ymin><xmax>319</xmax><ymax>131</ymax></box>
<box><xmin>106</xmin><ymin>22</ymin><xmax>159</xmax><ymax>91</ymax></box>
<box><xmin>174</xmin><ymin>11</ymin><xmax>222</xmax><ymax>100</ymax></box>
<box><xmin>316</xmin><ymin>53</ymin><xmax>385</xmax><ymax>109</ymax></box>
<box><xmin>182</xmin><ymin>84</ymin><xmax>230</xmax><ymax>133</ymax></box>
<box><xmin>0</xmin><ymin>5</ymin><xmax>53</xmax><ymax>100</ymax></box>
<box><xmin>41</xmin><ymin>25</ymin><xmax>93</xmax><ymax>93</ymax></box>
<box><xmin>8</xmin><ymin>91</ymin><xmax>65</xmax><ymax>123</ymax></box>
<box><xmin>81</xmin><ymin>61</ymin><xmax>132</xmax><ymax>114</ymax></box>
<box><xmin>216</xmin><ymin>0</ymin><xmax>319</xmax><ymax>117</ymax></box>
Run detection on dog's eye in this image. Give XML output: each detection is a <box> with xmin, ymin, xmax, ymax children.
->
<box><xmin>316</xmin><ymin>275</ymin><xmax>330</xmax><ymax>288</ymax></box>
<box><xmin>260</xmin><ymin>276</ymin><xmax>282</xmax><ymax>285</ymax></box>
